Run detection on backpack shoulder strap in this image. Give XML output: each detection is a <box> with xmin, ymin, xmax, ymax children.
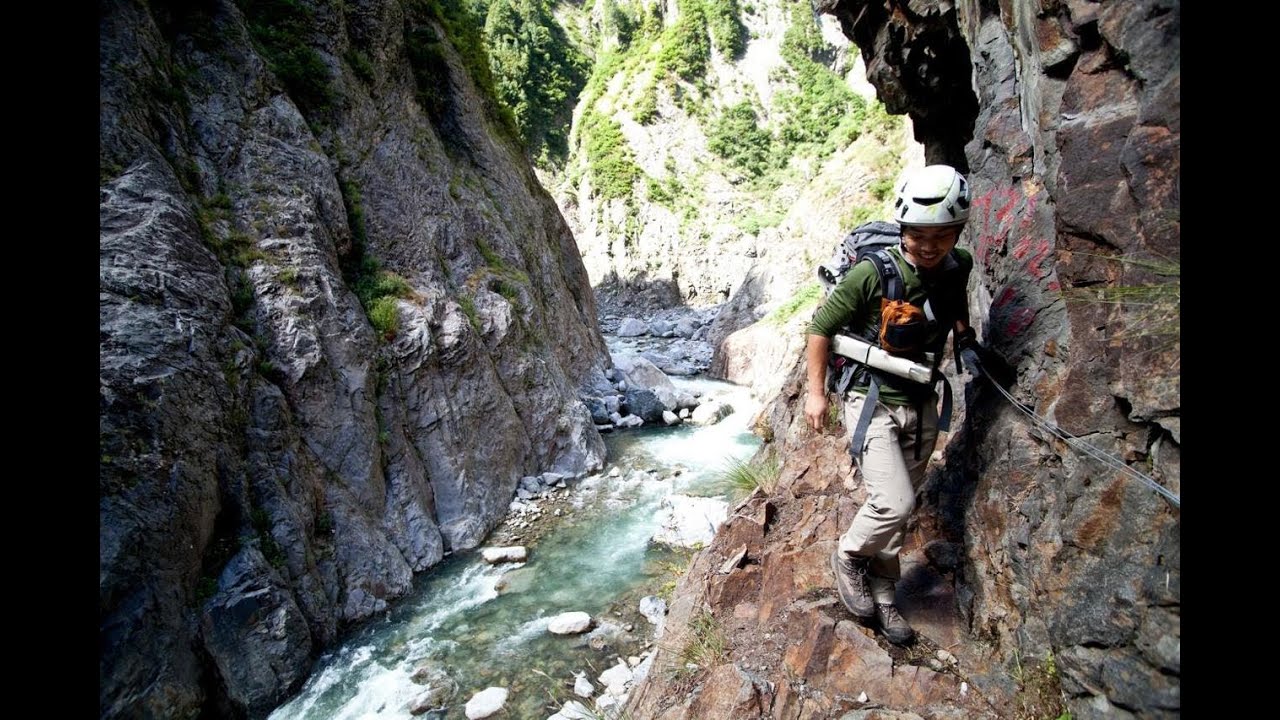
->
<box><xmin>866</xmin><ymin>248</ymin><xmax>904</xmax><ymax>302</ymax></box>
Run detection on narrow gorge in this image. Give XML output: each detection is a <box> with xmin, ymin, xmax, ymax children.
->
<box><xmin>99</xmin><ymin>0</ymin><xmax>1178</xmax><ymax>718</ymax></box>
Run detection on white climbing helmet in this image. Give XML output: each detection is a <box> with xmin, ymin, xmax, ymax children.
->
<box><xmin>893</xmin><ymin>164</ymin><xmax>970</xmax><ymax>227</ymax></box>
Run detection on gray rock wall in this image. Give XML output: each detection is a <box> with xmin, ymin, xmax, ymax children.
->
<box><xmin>100</xmin><ymin>0</ymin><xmax>609</xmax><ymax>716</ymax></box>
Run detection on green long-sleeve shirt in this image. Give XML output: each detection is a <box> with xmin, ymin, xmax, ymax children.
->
<box><xmin>807</xmin><ymin>245</ymin><xmax>973</xmax><ymax>404</ymax></box>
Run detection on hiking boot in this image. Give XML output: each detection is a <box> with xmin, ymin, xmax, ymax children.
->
<box><xmin>831</xmin><ymin>551</ymin><xmax>875</xmax><ymax>618</ymax></box>
<box><xmin>876</xmin><ymin>603</ymin><xmax>915</xmax><ymax>645</ymax></box>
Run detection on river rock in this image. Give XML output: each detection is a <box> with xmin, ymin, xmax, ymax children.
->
<box><xmin>623</xmin><ymin>387</ymin><xmax>667</xmax><ymax>423</ymax></box>
<box><xmin>579</xmin><ymin>369</ymin><xmax>617</xmax><ymax>397</ymax></box>
<box><xmin>586</xmin><ymin>620</ymin><xmax>628</xmax><ymax>650</ymax></box>
<box><xmin>612</xmin><ymin>355</ymin><xmax>659</xmax><ymax>384</ymax></box>
<box><xmin>573</xmin><ymin>672</ymin><xmax>595</xmax><ymax>697</ymax></box>
<box><xmin>549</xmin><ymin>699</ymin><xmax>596</xmax><ymax>720</ymax></box>
<box><xmin>406</xmin><ymin>685</ymin><xmax>448</xmax><ymax>715</ymax></box>
<box><xmin>481</xmin><ymin>546</ymin><xmax>527</xmax><ymax>563</ymax></box>
<box><xmin>639</xmin><ymin>596</ymin><xmax>667</xmax><ymax>625</ymax></box>
<box><xmin>582</xmin><ymin>397</ymin><xmax>611</xmax><ymax>424</ymax></box>
<box><xmin>651</xmin><ymin>320</ymin><xmax>676</xmax><ymax>336</ymax></box>
<box><xmin>464</xmin><ymin>687</ymin><xmax>508</xmax><ymax>719</ymax></box>
<box><xmin>548</xmin><ymin>611</ymin><xmax>593</xmax><ymax>635</ymax></box>
<box><xmin>599</xmin><ymin>659</ymin><xmax>633</xmax><ymax>696</ymax></box>
<box><xmin>690</xmin><ymin>400</ymin><xmax>733</xmax><ymax>425</ymax></box>
<box><xmin>652</xmin><ymin>494</ymin><xmax>729</xmax><ymax>548</ymax></box>
<box><xmin>617</xmin><ymin>318</ymin><xmax>649</xmax><ymax>336</ymax></box>
<box><xmin>612</xmin><ymin>353</ymin><xmax>697</xmax><ymax>411</ymax></box>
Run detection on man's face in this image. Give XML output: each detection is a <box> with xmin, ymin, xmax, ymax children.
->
<box><xmin>901</xmin><ymin>225</ymin><xmax>961</xmax><ymax>269</ymax></box>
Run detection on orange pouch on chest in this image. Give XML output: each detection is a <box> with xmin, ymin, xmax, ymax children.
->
<box><xmin>879</xmin><ymin>299</ymin><xmax>928</xmax><ymax>353</ymax></box>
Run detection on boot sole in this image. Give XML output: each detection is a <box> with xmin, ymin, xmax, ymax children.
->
<box><xmin>830</xmin><ymin>551</ymin><xmax>875</xmax><ymax>619</ymax></box>
<box><xmin>882</xmin><ymin>629</ymin><xmax>915</xmax><ymax>645</ymax></box>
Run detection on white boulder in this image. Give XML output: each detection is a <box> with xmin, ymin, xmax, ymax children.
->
<box><xmin>547</xmin><ymin>611</ymin><xmax>593</xmax><ymax>635</ymax></box>
<box><xmin>481</xmin><ymin>546</ymin><xmax>527</xmax><ymax>563</ymax></box>
<box><xmin>464</xmin><ymin>687</ymin><xmax>508</xmax><ymax>719</ymax></box>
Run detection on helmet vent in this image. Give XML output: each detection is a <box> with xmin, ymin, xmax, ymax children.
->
<box><xmin>912</xmin><ymin>195</ymin><xmax>946</xmax><ymax>205</ymax></box>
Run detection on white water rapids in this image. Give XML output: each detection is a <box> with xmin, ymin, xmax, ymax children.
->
<box><xmin>269</xmin><ymin>376</ymin><xmax>762</xmax><ymax>719</ymax></box>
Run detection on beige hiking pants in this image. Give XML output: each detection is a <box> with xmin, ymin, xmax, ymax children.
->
<box><xmin>836</xmin><ymin>392</ymin><xmax>939</xmax><ymax>605</ymax></box>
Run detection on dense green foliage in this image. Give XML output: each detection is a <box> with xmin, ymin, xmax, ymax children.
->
<box><xmin>598</xmin><ymin>0</ymin><xmax>642</xmax><ymax>48</ymax></box>
<box><xmin>419</xmin><ymin>0</ymin><xmax>903</xmax><ymax>241</ymax></box>
<box><xmin>650</xmin><ymin>0</ymin><xmax>746</xmax><ymax>83</ymax></box>
<box><xmin>707</xmin><ymin>101</ymin><xmax>775</xmax><ymax>178</ymax></box>
<box><xmin>632</xmin><ymin>74</ymin><xmax>660</xmax><ymax>125</ymax></box>
<box><xmin>773</xmin><ymin>61</ymin><xmax>866</xmax><ymax>151</ymax></box>
<box><xmin>695</xmin><ymin>0</ymin><xmax>893</xmax><ymax>191</ymax></box>
<box><xmin>704</xmin><ymin>0</ymin><xmax>747</xmax><ymax>59</ymax></box>
<box><xmin>564</xmin><ymin>47</ymin><xmax>640</xmax><ymax>202</ymax></box>
<box><xmin>404</xmin><ymin>0</ymin><xmax>520</xmax><ymax>140</ymax></box>
<box><xmin>779</xmin><ymin>0</ymin><xmax>825</xmax><ymax>63</ymax></box>
<box><xmin>580</xmin><ymin>109</ymin><xmax>643</xmax><ymax>201</ymax></box>
<box><xmin>482</xmin><ymin>0</ymin><xmax>590</xmax><ymax>166</ymax></box>
<box><xmin>774</xmin><ymin>0</ymin><xmax>866</xmax><ymax>155</ymax></box>
<box><xmin>238</xmin><ymin>0</ymin><xmax>335</xmax><ymax>116</ymax></box>
<box><xmin>655</xmin><ymin>0</ymin><xmax>711</xmax><ymax>82</ymax></box>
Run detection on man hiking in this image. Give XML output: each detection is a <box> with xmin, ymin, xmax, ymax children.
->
<box><xmin>805</xmin><ymin>164</ymin><xmax>990</xmax><ymax>644</ymax></box>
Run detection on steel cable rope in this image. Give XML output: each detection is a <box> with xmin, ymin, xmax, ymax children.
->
<box><xmin>970</xmin><ymin>361</ymin><xmax>1180</xmax><ymax>508</ymax></box>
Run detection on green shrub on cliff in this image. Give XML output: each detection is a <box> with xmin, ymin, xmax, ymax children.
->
<box><xmin>581</xmin><ymin>110</ymin><xmax>643</xmax><ymax>201</ymax></box>
<box><xmin>715</xmin><ymin>453</ymin><xmax>780</xmax><ymax>500</ymax></box>
<box><xmin>239</xmin><ymin>0</ymin><xmax>336</xmax><ymax>117</ymax></box>
<box><xmin>707</xmin><ymin>101</ymin><xmax>776</xmax><ymax>178</ymax></box>
<box><xmin>482</xmin><ymin>0</ymin><xmax>590</xmax><ymax>167</ymax></box>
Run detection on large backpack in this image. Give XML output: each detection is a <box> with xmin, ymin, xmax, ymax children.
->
<box><xmin>817</xmin><ymin>220</ymin><xmax>924</xmax><ymax>393</ymax></box>
<box><xmin>817</xmin><ymin>221</ymin><xmax>903</xmax><ymax>296</ymax></box>
<box><xmin>815</xmin><ymin>220</ymin><xmax>959</xmax><ymax>460</ymax></box>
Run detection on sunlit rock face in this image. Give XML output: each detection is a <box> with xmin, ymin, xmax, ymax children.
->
<box><xmin>625</xmin><ymin>1</ymin><xmax>1179</xmax><ymax>718</ymax></box>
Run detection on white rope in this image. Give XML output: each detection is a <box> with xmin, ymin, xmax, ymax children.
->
<box><xmin>976</xmin><ymin>365</ymin><xmax>1180</xmax><ymax>508</ymax></box>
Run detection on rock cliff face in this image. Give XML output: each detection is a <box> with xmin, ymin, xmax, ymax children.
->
<box><xmin>99</xmin><ymin>0</ymin><xmax>610</xmax><ymax>716</ymax></box>
<box><xmin>548</xmin><ymin>0</ymin><xmax>902</xmax><ymax>318</ymax></box>
<box><xmin>547</xmin><ymin>0</ymin><xmax>926</xmax><ymax>404</ymax></box>
<box><xmin>626</xmin><ymin>1</ymin><xmax>1179</xmax><ymax>718</ymax></box>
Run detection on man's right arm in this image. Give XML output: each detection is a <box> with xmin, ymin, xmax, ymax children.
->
<box><xmin>804</xmin><ymin>334</ymin><xmax>831</xmax><ymax>430</ymax></box>
<box><xmin>803</xmin><ymin>264</ymin><xmax>870</xmax><ymax>431</ymax></box>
